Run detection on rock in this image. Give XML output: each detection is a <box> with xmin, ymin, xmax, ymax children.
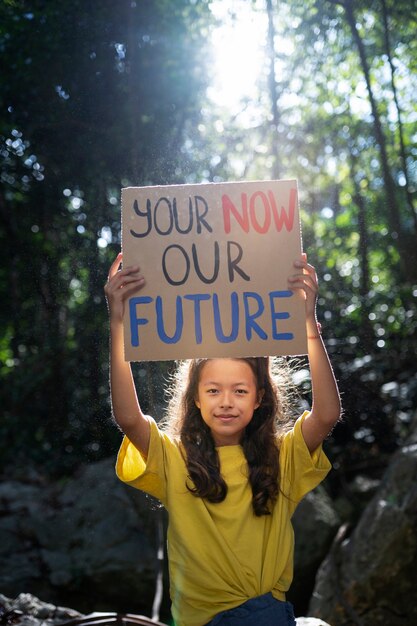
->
<box><xmin>288</xmin><ymin>486</ymin><xmax>340</xmax><ymax>615</ymax></box>
<box><xmin>0</xmin><ymin>592</ymin><xmax>81</xmax><ymax>626</ymax></box>
<box><xmin>295</xmin><ymin>617</ymin><xmax>330</xmax><ymax>626</ymax></box>
<box><xmin>2</xmin><ymin>592</ymin><xmax>332</xmax><ymax>626</ymax></box>
<box><xmin>309</xmin><ymin>435</ymin><xmax>417</xmax><ymax>625</ymax></box>
<box><xmin>0</xmin><ymin>454</ymin><xmax>340</xmax><ymax>622</ymax></box>
<box><xmin>0</xmin><ymin>450</ymin><xmax>338</xmax><ymax>618</ymax></box>
<box><xmin>0</xmin><ymin>460</ymin><xmax>168</xmax><ymax>616</ymax></box>
<box><xmin>0</xmin><ymin>593</ymin><xmax>168</xmax><ymax>626</ymax></box>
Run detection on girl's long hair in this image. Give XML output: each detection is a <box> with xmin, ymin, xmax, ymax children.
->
<box><xmin>163</xmin><ymin>357</ymin><xmax>297</xmax><ymax>516</ymax></box>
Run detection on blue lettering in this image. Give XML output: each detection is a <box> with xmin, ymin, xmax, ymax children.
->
<box><xmin>213</xmin><ymin>292</ymin><xmax>239</xmax><ymax>343</ymax></box>
<box><xmin>129</xmin><ymin>290</ymin><xmax>296</xmax><ymax>349</ymax></box>
<box><xmin>184</xmin><ymin>294</ymin><xmax>210</xmax><ymax>344</ymax></box>
<box><xmin>269</xmin><ymin>290</ymin><xmax>293</xmax><ymax>340</ymax></box>
<box><xmin>129</xmin><ymin>296</ymin><xmax>153</xmax><ymax>346</ymax></box>
<box><xmin>156</xmin><ymin>295</ymin><xmax>183</xmax><ymax>343</ymax></box>
<box><xmin>243</xmin><ymin>292</ymin><xmax>267</xmax><ymax>340</ymax></box>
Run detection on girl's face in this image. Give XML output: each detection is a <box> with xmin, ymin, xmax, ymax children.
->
<box><xmin>195</xmin><ymin>358</ymin><xmax>262</xmax><ymax>446</ymax></box>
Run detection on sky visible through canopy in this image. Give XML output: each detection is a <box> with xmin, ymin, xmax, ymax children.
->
<box><xmin>208</xmin><ymin>0</ymin><xmax>267</xmax><ymax>117</ymax></box>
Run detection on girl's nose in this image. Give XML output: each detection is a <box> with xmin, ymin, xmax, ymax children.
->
<box><xmin>220</xmin><ymin>392</ymin><xmax>233</xmax><ymax>408</ymax></box>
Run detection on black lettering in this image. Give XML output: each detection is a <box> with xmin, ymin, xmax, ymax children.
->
<box><xmin>154</xmin><ymin>197</ymin><xmax>174</xmax><ymax>235</ymax></box>
<box><xmin>227</xmin><ymin>241</ymin><xmax>250</xmax><ymax>282</ymax></box>
<box><xmin>130</xmin><ymin>199</ymin><xmax>152</xmax><ymax>238</ymax></box>
<box><xmin>172</xmin><ymin>197</ymin><xmax>193</xmax><ymax>234</ymax></box>
<box><xmin>194</xmin><ymin>196</ymin><xmax>212</xmax><ymax>234</ymax></box>
<box><xmin>162</xmin><ymin>244</ymin><xmax>190</xmax><ymax>286</ymax></box>
<box><xmin>192</xmin><ymin>241</ymin><xmax>219</xmax><ymax>284</ymax></box>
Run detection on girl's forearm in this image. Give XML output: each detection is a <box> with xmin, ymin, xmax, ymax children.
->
<box><xmin>109</xmin><ymin>322</ymin><xmax>150</xmax><ymax>453</ymax></box>
<box><xmin>110</xmin><ymin>323</ymin><xmax>140</xmax><ymax>424</ymax></box>
<box><xmin>307</xmin><ymin>319</ymin><xmax>341</xmax><ymax>426</ymax></box>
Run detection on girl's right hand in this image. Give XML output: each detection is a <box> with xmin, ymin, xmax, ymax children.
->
<box><xmin>104</xmin><ymin>252</ymin><xmax>145</xmax><ymax>324</ymax></box>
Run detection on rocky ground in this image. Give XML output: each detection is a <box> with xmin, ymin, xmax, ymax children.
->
<box><xmin>0</xmin><ymin>593</ymin><xmax>331</xmax><ymax>626</ymax></box>
<box><xmin>1</xmin><ymin>412</ymin><xmax>416</xmax><ymax>625</ymax></box>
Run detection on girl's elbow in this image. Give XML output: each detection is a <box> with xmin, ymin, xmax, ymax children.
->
<box><xmin>113</xmin><ymin>411</ymin><xmax>141</xmax><ymax>431</ymax></box>
<box><xmin>315</xmin><ymin>402</ymin><xmax>342</xmax><ymax>429</ymax></box>
<box><xmin>328</xmin><ymin>402</ymin><xmax>343</xmax><ymax>426</ymax></box>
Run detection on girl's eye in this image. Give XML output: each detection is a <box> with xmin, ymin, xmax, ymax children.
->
<box><xmin>235</xmin><ymin>389</ymin><xmax>248</xmax><ymax>395</ymax></box>
<box><xmin>207</xmin><ymin>388</ymin><xmax>219</xmax><ymax>394</ymax></box>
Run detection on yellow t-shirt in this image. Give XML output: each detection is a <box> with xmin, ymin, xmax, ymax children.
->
<box><xmin>116</xmin><ymin>411</ymin><xmax>331</xmax><ymax>626</ymax></box>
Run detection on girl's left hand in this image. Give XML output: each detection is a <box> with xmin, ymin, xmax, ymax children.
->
<box><xmin>287</xmin><ymin>252</ymin><xmax>318</xmax><ymax>322</ymax></box>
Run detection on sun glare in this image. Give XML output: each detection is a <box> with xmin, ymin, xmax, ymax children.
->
<box><xmin>208</xmin><ymin>0</ymin><xmax>267</xmax><ymax>113</ymax></box>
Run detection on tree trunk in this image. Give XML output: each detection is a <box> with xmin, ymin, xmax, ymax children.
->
<box><xmin>349</xmin><ymin>151</ymin><xmax>374</xmax><ymax>352</ymax></box>
<box><xmin>343</xmin><ymin>1</ymin><xmax>400</xmax><ymax>233</ymax></box>
<box><xmin>127</xmin><ymin>1</ymin><xmax>140</xmax><ymax>183</ymax></box>
<box><xmin>339</xmin><ymin>0</ymin><xmax>417</xmax><ymax>279</ymax></box>
<box><xmin>380</xmin><ymin>0</ymin><xmax>417</xmax><ymax>233</ymax></box>
<box><xmin>266</xmin><ymin>0</ymin><xmax>281</xmax><ymax>179</ymax></box>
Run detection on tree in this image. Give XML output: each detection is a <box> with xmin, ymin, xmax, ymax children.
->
<box><xmin>0</xmin><ymin>0</ymin><xmax>212</xmax><ymax>473</ymax></box>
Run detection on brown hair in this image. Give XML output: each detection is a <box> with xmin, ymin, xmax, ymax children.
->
<box><xmin>163</xmin><ymin>357</ymin><xmax>296</xmax><ymax>516</ymax></box>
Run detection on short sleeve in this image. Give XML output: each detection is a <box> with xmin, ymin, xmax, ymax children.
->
<box><xmin>115</xmin><ymin>417</ymin><xmax>170</xmax><ymax>504</ymax></box>
<box><xmin>279</xmin><ymin>410</ymin><xmax>332</xmax><ymax>510</ymax></box>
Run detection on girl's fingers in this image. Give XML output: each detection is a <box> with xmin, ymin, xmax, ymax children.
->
<box><xmin>289</xmin><ymin>256</ymin><xmax>318</xmax><ymax>320</ymax></box>
<box><xmin>106</xmin><ymin>271</ymin><xmax>144</xmax><ymax>296</ymax></box>
<box><xmin>288</xmin><ymin>259</ymin><xmax>318</xmax><ymax>302</ymax></box>
<box><xmin>114</xmin><ymin>278</ymin><xmax>145</xmax><ymax>300</ymax></box>
<box><xmin>107</xmin><ymin>252</ymin><xmax>141</xmax><ymax>281</ymax></box>
<box><xmin>111</xmin><ymin>265</ymin><xmax>140</xmax><ymax>282</ymax></box>
<box><xmin>288</xmin><ymin>281</ymin><xmax>317</xmax><ymax>301</ymax></box>
<box><xmin>108</xmin><ymin>252</ymin><xmax>123</xmax><ymax>281</ymax></box>
<box><xmin>289</xmin><ymin>276</ymin><xmax>316</xmax><ymax>288</ymax></box>
<box><xmin>105</xmin><ymin>254</ymin><xmax>145</xmax><ymax>304</ymax></box>
<box><xmin>294</xmin><ymin>259</ymin><xmax>316</xmax><ymax>276</ymax></box>
<box><xmin>291</xmin><ymin>257</ymin><xmax>318</xmax><ymax>284</ymax></box>
<box><xmin>108</xmin><ymin>263</ymin><xmax>141</xmax><ymax>287</ymax></box>
<box><xmin>288</xmin><ymin>271</ymin><xmax>317</xmax><ymax>287</ymax></box>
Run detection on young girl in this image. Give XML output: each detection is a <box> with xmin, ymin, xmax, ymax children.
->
<box><xmin>104</xmin><ymin>252</ymin><xmax>341</xmax><ymax>626</ymax></box>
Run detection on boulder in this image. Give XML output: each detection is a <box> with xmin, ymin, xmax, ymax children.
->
<box><xmin>288</xmin><ymin>485</ymin><xmax>340</xmax><ymax>615</ymax></box>
<box><xmin>0</xmin><ymin>592</ymin><xmax>81</xmax><ymax>626</ymax></box>
<box><xmin>0</xmin><ymin>593</ymin><xmax>167</xmax><ymax>626</ymax></box>
<box><xmin>0</xmin><ymin>460</ymin><xmax>168</xmax><ymax>617</ymax></box>
<box><xmin>0</xmin><ymin>453</ymin><xmax>340</xmax><ymax>622</ymax></box>
<box><xmin>0</xmin><ymin>593</ymin><xmax>331</xmax><ymax>626</ymax></box>
<box><xmin>309</xmin><ymin>430</ymin><xmax>417</xmax><ymax>625</ymax></box>
<box><xmin>295</xmin><ymin>617</ymin><xmax>330</xmax><ymax>626</ymax></box>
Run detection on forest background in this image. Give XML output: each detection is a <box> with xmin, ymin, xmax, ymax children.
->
<box><xmin>0</xmin><ymin>0</ymin><xmax>416</xmax><ymax>621</ymax></box>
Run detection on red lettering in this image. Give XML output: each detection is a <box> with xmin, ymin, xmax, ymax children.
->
<box><xmin>222</xmin><ymin>188</ymin><xmax>296</xmax><ymax>234</ymax></box>
<box><xmin>222</xmin><ymin>193</ymin><xmax>249</xmax><ymax>234</ymax></box>
<box><xmin>249</xmin><ymin>191</ymin><xmax>271</xmax><ymax>234</ymax></box>
<box><xmin>268</xmin><ymin>188</ymin><xmax>295</xmax><ymax>232</ymax></box>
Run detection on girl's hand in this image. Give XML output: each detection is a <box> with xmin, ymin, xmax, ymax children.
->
<box><xmin>104</xmin><ymin>252</ymin><xmax>145</xmax><ymax>324</ymax></box>
<box><xmin>287</xmin><ymin>252</ymin><xmax>318</xmax><ymax>324</ymax></box>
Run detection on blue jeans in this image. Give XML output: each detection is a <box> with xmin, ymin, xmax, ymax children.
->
<box><xmin>204</xmin><ymin>593</ymin><xmax>296</xmax><ymax>625</ymax></box>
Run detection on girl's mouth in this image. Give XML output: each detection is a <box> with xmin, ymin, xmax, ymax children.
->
<box><xmin>215</xmin><ymin>414</ymin><xmax>237</xmax><ymax>421</ymax></box>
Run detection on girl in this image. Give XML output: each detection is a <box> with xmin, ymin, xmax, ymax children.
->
<box><xmin>104</xmin><ymin>252</ymin><xmax>341</xmax><ymax>626</ymax></box>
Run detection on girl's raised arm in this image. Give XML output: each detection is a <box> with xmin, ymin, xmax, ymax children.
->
<box><xmin>104</xmin><ymin>253</ymin><xmax>151</xmax><ymax>455</ymax></box>
<box><xmin>288</xmin><ymin>254</ymin><xmax>342</xmax><ymax>453</ymax></box>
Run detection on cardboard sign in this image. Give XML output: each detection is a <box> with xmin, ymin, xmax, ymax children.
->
<box><xmin>122</xmin><ymin>179</ymin><xmax>307</xmax><ymax>361</ymax></box>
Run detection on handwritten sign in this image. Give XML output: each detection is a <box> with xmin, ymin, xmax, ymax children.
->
<box><xmin>122</xmin><ymin>179</ymin><xmax>307</xmax><ymax>361</ymax></box>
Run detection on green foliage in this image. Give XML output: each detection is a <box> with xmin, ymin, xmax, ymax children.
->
<box><xmin>0</xmin><ymin>0</ymin><xmax>416</xmax><ymax>488</ymax></box>
<box><xmin>0</xmin><ymin>0</ymin><xmax>213</xmax><ymax>475</ymax></box>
